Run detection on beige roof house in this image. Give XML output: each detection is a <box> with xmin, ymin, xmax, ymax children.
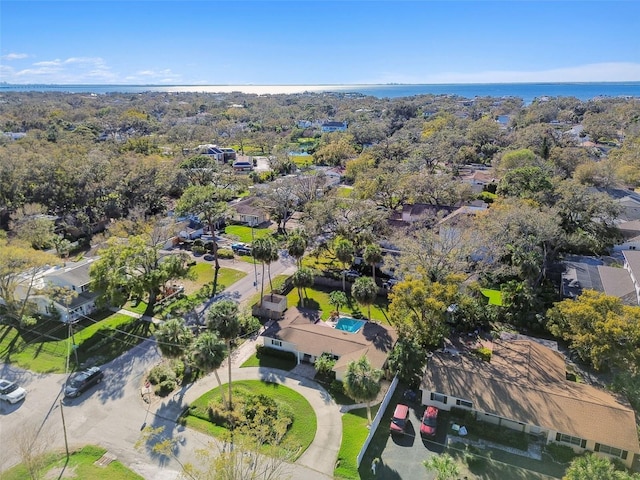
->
<box><xmin>421</xmin><ymin>338</ymin><xmax>639</xmax><ymax>466</ymax></box>
<box><xmin>261</xmin><ymin>307</ymin><xmax>397</xmax><ymax>380</ymax></box>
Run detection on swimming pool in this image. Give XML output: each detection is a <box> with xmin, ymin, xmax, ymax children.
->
<box><xmin>335</xmin><ymin>317</ymin><xmax>366</xmax><ymax>333</ymax></box>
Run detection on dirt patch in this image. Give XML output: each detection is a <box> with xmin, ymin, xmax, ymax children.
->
<box><xmin>44</xmin><ymin>465</ymin><xmax>76</xmax><ymax>479</ymax></box>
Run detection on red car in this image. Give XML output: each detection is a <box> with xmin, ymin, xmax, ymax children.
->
<box><xmin>390</xmin><ymin>404</ymin><xmax>410</xmax><ymax>434</ymax></box>
<box><xmin>420</xmin><ymin>406</ymin><xmax>439</xmax><ymax>436</ymax></box>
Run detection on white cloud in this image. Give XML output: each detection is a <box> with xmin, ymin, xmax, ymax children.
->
<box><xmin>1</xmin><ymin>53</ymin><xmax>29</xmax><ymax>61</ymax></box>
<box><xmin>3</xmin><ymin>56</ymin><xmax>118</xmax><ymax>84</ymax></box>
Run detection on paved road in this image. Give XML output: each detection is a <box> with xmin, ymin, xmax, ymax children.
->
<box><xmin>0</xmin><ymin>255</ymin><xmax>336</xmax><ymax>479</ymax></box>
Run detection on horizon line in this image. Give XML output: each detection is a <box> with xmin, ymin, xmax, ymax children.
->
<box><xmin>3</xmin><ymin>81</ymin><xmax>640</xmax><ymax>87</ymax></box>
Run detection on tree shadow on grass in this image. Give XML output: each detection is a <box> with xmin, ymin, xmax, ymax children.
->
<box><xmin>294</xmin><ymin>298</ymin><xmax>320</xmax><ymax>310</ymax></box>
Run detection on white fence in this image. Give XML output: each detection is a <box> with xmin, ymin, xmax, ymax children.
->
<box><xmin>356</xmin><ymin>375</ymin><xmax>399</xmax><ymax>468</ymax></box>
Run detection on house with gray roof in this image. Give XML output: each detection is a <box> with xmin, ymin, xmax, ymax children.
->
<box><xmin>560</xmin><ymin>252</ymin><xmax>640</xmax><ymax>305</ymax></box>
<box><xmin>17</xmin><ymin>257</ymin><xmax>101</xmax><ymax>323</ymax></box>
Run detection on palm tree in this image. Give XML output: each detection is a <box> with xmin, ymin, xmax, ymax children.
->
<box><xmin>206</xmin><ymin>299</ymin><xmax>240</xmax><ymax>410</ymax></box>
<box><xmin>252</xmin><ymin>237</ymin><xmax>279</xmax><ymax>304</ymax></box>
<box><xmin>329</xmin><ymin>290</ymin><xmax>347</xmax><ymax>317</ymax></box>
<box><xmin>155</xmin><ymin>318</ymin><xmax>194</xmax><ymax>361</ymax></box>
<box><xmin>286</xmin><ymin>229</ymin><xmax>308</xmax><ymax>268</ymax></box>
<box><xmin>343</xmin><ymin>355</ymin><xmax>382</xmax><ymax>424</ymax></box>
<box><xmin>351</xmin><ymin>276</ymin><xmax>378</xmax><ymax>321</ymax></box>
<box><xmin>292</xmin><ymin>267</ymin><xmax>314</xmax><ymax>307</ymax></box>
<box><xmin>334</xmin><ymin>237</ymin><xmax>354</xmax><ymax>292</ymax></box>
<box><xmin>363</xmin><ymin>243</ymin><xmax>383</xmax><ymax>286</ymax></box>
<box><xmin>191</xmin><ymin>331</ymin><xmax>227</xmax><ymax>406</ymax></box>
<box><xmin>423</xmin><ymin>454</ymin><xmax>460</xmax><ymax>480</ymax></box>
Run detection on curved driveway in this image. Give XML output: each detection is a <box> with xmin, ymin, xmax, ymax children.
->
<box><xmin>0</xmin><ymin>255</ymin><xmax>341</xmax><ymax>479</ymax></box>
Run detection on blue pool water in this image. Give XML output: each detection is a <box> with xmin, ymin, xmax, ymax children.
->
<box><xmin>335</xmin><ymin>317</ymin><xmax>366</xmax><ymax>333</ymax></box>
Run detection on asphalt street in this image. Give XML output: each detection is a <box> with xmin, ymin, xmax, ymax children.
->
<box><xmin>0</xmin><ymin>254</ymin><xmax>335</xmax><ymax>479</ymax></box>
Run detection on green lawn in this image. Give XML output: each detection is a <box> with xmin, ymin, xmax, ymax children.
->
<box><xmin>290</xmin><ymin>154</ymin><xmax>313</xmax><ymax>167</ymax></box>
<box><xmin>335</xmin><ymin>406</ymin><xmax>380</xmax><ymax>479</ymax></box>
<box><xmin>223</xmin><ymin>225</ymin><xmax>273</xmax><ymax>244</ymax></box>
<box><xmin>0</xmin><ymin>311</ymin><xmax>151</xmax><ymax>373</ymax></box>
<box><xmin>287</xmin><ymin>285</ymin><xmax>390</xmax><ymax>323</ymax></box>
<box><xmin>183</xmin><ymin>263</ymin><xmax>247</xmax><ymax>295</ymax></box>
<box><xmin>246</xmin><ymin>274</ymin><xmax>289</xmax><ymax>307</ymax></box>
<box><xmin>2</xmin><ymin>445</ymin><xmax>144</xmax><ymax>480</ymax></box>
<box><xmin>182</xmin><ymin>380</ymin><xmax>316</xmax><ymax>461</ymax></box>
<box><xmin>336</xmin><ymin>186</ymin><xmax>355</xmax><ymax>198</ymax></box>
<box><xmin>481</xmin><ymin>289</ymin><xmax>504</xmax><ymax>306</ymax></box>
<box><xmin>126</xmin><ymin>265</ymin><xmax>247</xmax><ymax>314</ymax></box>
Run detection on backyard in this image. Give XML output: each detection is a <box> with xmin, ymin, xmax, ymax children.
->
<box><xmin>286</xmin><ymin>284</ymin><xmax>390</xmax><ymax>323</ymax></box>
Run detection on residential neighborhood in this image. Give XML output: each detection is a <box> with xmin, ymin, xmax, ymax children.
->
<box><xmin>2</xmin><ymin>88</ymin><xmax>640</xmax><ymax>480</ymax></box>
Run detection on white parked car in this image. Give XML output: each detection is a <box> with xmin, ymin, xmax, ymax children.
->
<box><xmin>0</xmin><ymin>379</ymin><xmax>27</xmax><ymax>404</ymax></box>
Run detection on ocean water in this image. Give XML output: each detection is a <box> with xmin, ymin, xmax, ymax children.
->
<box><xmin>2</xmin><ymin>82</ymin><xmax>640</xmax><ymax>104</ymax></box>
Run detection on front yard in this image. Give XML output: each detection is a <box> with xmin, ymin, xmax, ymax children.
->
<box><xmin>180</xmin><ymin>380</ymin><xmax>317</xmax><ymax>461</ymax></box>
<box><xmin>0</xmin><ymin>310</ymin><xmax>152</xmax><ymax>373</ymax></box>
<box><xmin>2</xmin><ymin>445</ymin><xmax>143</xmax><ymax>480</ymax></box>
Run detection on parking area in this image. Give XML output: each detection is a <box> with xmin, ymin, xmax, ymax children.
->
<box><xmin>361</xmin><ymin>396</ymin><xmax>449</xmax><ymax>480</ymax></box>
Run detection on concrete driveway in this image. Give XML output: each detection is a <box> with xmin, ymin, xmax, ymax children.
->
<box><xmin>363</xmin><ymin>400</ymin><xmax>448</xmax><ymax>480</ymax></box>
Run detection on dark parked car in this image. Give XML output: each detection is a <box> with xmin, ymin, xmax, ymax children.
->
<box><xmin>341</xmin><ymin>269</ymin><xmax>361</xmax><ymax>281</ymax></box>
<box><xmin>231</xmin><ymin>243</ymin><xmax>252</xmax><ymax>255</ymax></box>
<box><xmin>64</xmin><ymin>367</ymin><xmax>104</xmax><ymax>398</ymax></box>
<box><xmin>420</xmin><ymin>405</ymin><xmax>439</xmax><ymax>436</ymax></box>
<box><xmin>389</xmin><ymin>403</ymin><xmax>410</xmax><ymax>434</ymax></box>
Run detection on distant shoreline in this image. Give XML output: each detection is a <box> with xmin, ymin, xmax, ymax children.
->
<box><xmin>2</xmin><ymin>82</ymin><xmax>640</xmax><ymax>103</ymax></box>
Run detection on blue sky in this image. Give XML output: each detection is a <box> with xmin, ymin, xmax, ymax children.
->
<box><xmin>1</xmin><ymin>0</ymin><xmax>640</xmax><ymax>85</ymax></box>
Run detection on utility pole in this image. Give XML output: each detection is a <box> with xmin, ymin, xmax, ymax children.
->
<box><xmin>252</xmin><ymin>220</ymin><xmax>258</xmax><ymax>290</ymax></box>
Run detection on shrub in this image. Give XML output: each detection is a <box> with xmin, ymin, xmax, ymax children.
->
<box><xmin>329</xmin><ymin>380</ymin><xmax>345</xmax><ymax>397</ymax></box>
<box><xmin>156</xmin><ymin>378</ymin><xmax>177</xmax><ymax>396</ymax></box>
<box><xmin>472</xmin><ymin>346</ymin><xmax>492</xmax><ymax>362</ymax></box>
<box><xmin>171</xmin><ymin>359</ymin><xmax>185</xmax><ymax>378</ymax></box>
<box><xmin>148</xmin><ymin>363</ymin><xmax>177</xmax><ymax>385</ymax></box>
<box><xmin>217</xmin><ymin>248</ymin><xmax>235</xmax><ymax>259</ymax></box>
<box><xmin>256</xmin><ymin>345</ymin><xmax>296</xmax><ymax>362</ymax></box>
<box><xmin>192</xmin><ymin>245</ymin><xmax>205</xmax><ymax>255</ymax></box>
<box><xmin>465</xmin><ymin>445</ymin><xmax>490</xmax><ymax>469</ymax></box>
<box><xmin>450</xmin><ymin>406</ymin><xmax>476</xmax><ymax>424</ymax></box>
<box><xmin>544</xmin><ymin>442</ymin><xmax>577</xmax><ymax>464</ymax></box>
<box><xmin>314</xmin><ymin>352</ymin><xmax>337</xmax><ymax>377</ymax></box>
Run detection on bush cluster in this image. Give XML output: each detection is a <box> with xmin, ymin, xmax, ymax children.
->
<box><xmin>472</xmin><ymin>346</ymin><xmax>492</xmax><ymax>362</ymax></box>
<box><xmin>464</xmin><ymin>444</ymin><xmax>491</xmax><ymax>469</ymax></box>
<box><xmin>217</xmin><ymin>248</ymin><xmax>235</xmax><ymax>259</ymax></box>
<box><xmin>449</xmin><ymin>407</ymin><xmax>528</xmax><ymax>451</ymax></box>
<box><xmin>206</xmin><ymin>389</ymin><xmax>293</xmax><ymax>444</ymax></box>
<box><xmin>256</xmin><ymin>345</ymin><xmax>296</xmax><ymax>362</ymax></box>
<box><xmin>147</xmin><ymin>361</ymin><xmax>184</xmax><ymax>396</ymax></box>
<box><xmin>544</xmin><ymin>442</ymin><xmax>578</xmax><ymax>464</ymax></box>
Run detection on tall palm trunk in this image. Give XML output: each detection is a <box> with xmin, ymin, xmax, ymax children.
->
<box><xmin>213</xmin><ymin>369</ymin><xmax>226</xmax><ymax>406</ymax></box>
<box><xmin>259</xmin><ymin>262</ymin><xmax>265</xmax><ymax>306</ymax></box>
<box><xmin>226</xmin><ymin>339</ymin><xmax>233</xmax><ymax>410</ymax></box>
